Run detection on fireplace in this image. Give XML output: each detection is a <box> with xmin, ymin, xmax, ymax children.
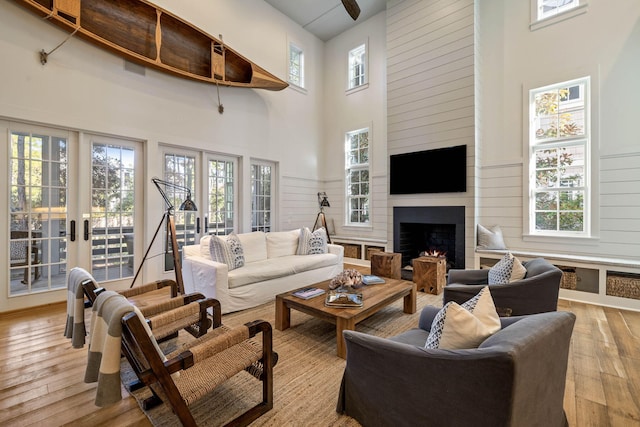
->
<box><xmin>393</xmin><ymin>206</ymin><xmax>465</xmax><ymax>279</ymax></box>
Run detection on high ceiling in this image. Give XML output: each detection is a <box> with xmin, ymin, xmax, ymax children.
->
<box><xmin>264</xmin><ymin>0</ymin><xmax>387</xmax><ymax>41</ymax></box>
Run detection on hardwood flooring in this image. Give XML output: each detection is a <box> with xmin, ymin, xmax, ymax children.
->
<box><xmin>1</xmin><ymin>291</ymin><xmax>639</xmax><ymax>426</ymax></box>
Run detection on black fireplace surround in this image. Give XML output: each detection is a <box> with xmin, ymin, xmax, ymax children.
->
<box><xmin>393</xmin><ymin>206</ymin><xmax>465</xmax><ymax>270</ymax></box>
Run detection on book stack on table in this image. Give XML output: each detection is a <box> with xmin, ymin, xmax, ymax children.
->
<box><xmin>292</xmin><ymin>287</ymin><xmax>326</xmax><ymax>300</ymax></box>
<box><xmin>362</xmin><ymin>275</ymin><xmax>385</xmax><ymax>285</ymax></box>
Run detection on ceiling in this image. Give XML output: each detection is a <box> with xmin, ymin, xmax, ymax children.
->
<box><xmin>264</xmin><ymin>0</ymin><xmax>387</xmax><ymax>41</ymax></box>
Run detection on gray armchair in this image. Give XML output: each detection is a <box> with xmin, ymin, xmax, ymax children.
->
<box><xmin>337</xmin><ymin>306</ymin><xmax>575</xmax><ymax>427</ymax></box>
<box><xmin>444</xmin><ymin>257</ymin><xmax>562</xmax><ymax>316</ymax></box>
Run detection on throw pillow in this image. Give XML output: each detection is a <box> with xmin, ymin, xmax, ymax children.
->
<box><xmin>425</xmin><ymin>286</ymin><xmax>500</xmax><ymax>350</ymax></box>
<box><xmin>296</xmin><ymin>227</ymin><xmax>328</xmax><ymax>255</ymax></box>
<box><xmin>477</xmin><ymin>224</ymin><xmax>507</xmax><ymax>250</ymax></box>
<box><xmin>488</xmin><ymin>252</ymin><xmax>515</xmax><ymax>284</ymax></box>
<box><xmin>510</xmin><ymin>255</ymin><xmax>527</xmax><ymax>281</ymax></box>
<box><xmin>209</xmin><ymin>233</ymin><xmax>245</xmax><ymax>270</ymax></box>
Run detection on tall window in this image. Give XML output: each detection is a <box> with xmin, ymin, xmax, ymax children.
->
<box><xmin>288</xmin><ymin>43</ymin><xmax>304</xmax><ymax>88</ymax></box>
<box><xmin>348</xmin><ymin>44</ymin><xmax>366</xmax><ymax>90</ymax></box>
<box><xmin>208</xmin><ymin>158</ymin><xmax>235</xmax><ymax>235</ymax></box>
<box><xmin>529</xmin><ymin>77</ymin><xmax>589</xmax><ymax>235</ymax></box>
<box><xmin>345</xmin><ymin>128</ymin><xmax>370</xmax><ymax>225</ymax></box>
<box><xmin>251</xmin><ymin>161</ymin><xmax>275</xmax><ymax>232</ymax></box>
<box><xmin>163</xmin><ymin>153</ymin><xmax>196</xmax><ymax>271</ymax></box>
<box><xmin>9</xmin><ymin>130</ymin><xmax>68</xmax><ymax>294</ymax></box>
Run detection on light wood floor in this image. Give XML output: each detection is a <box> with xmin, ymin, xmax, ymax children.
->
<box><xmin>1</xmin><ymin>291</ymin><xmax>639</xmax><ymax>426</ymax></box>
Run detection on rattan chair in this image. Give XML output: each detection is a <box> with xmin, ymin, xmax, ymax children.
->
<box><xmin>82</xmin><ymin>277</ymin><xmax>219</xmax><ymax>339</ymax></box>
<box><xmin>121</xmin><ymin>307</ymin><xmax>277</xmax><ymax>426</ymax></box>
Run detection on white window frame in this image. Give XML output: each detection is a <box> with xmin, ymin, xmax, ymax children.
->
<box><xmin>345</xmin><ymin>127</ymin><xmax>370</xmax><ymax>226</ymax></box>
<box><xmin>250</xmin><ymin>159</ymin><xmax>277</xmax><ymax>233</ymax></box>
<box><xmin>287</xmin><ymin>41</ymin><xmax>305</xmax><ymax>91</ymax></box>
<box><xmin>347</xmin><ymin>42</ymin><xmax>368</xmax><ymax>93</ymax></box>
<box><xmin>524</xmin><ymin>76</ymin><xmax>599</xmax><ymax>242</ymax></box>
<box><xmin>530</xmin><ymin>0</ymin><xmax>588</xmax><ymax>31</ymax></box>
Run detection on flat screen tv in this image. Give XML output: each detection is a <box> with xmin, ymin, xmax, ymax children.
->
<box><xmin>390</xmin><ymin>145</ymin><xmax>467</xmax><ymax>194</ymax></box>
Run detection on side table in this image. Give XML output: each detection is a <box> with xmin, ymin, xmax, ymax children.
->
<box><xmin>370</xmin><ymin>252</ymin><xmax>401</xmax><ymax>279</ymax></box>
<box><xmin>413</xmin><ymin>256</ymin><xmax>446</xmax><ymax>294</ymax></box>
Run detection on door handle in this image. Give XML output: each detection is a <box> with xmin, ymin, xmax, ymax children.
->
<box><xmin>70</xmin><ymin>220</ymin><xmax>76</xmax><ymax>241</ymax></box>
<box><xmin>196</xmin><ymin>217</ymin><xmax>201</xmax><ymax>234</ymax></box>
<box><xmin>204</xmin><ymin>216</ymin><xmax>208</xmax><ymax>233</ymax></box>
<box><xmin>83</xmin><ymin>220</ymin><xmax>89</xmax><ymax>241</ymax></box>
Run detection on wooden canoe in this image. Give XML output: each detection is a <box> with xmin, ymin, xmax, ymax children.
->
<box><xmin>13</xmin><ymin>0</ymin><xmax>289</xmax><ymax>91</ymax></box>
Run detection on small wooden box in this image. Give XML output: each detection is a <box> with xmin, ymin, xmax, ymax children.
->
<box><xmin>370</xmin><ymin>252</ymin><xmax>401</xmax><ymax>279</ymax></box>
<box><xmin>337</xmin><ymin>243</ymin><xmax>361</xmax><ymax>259</ymax></box>
<box><xmin>413</xmin><ymin>256</ymin><xmax>446</xmax><ymax>295</ymax></box>
<box><xmin>365</xmin><ymin>245</ymin><xmax>385</xmax><ymax>260</ymax></box>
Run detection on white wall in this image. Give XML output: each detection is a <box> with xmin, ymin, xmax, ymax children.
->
<box><xmin>0</xmin><ymin>0</ymin><xmax>325</xmax><ymax>312</ymax></box>
<box><xmin>478</xmin><ymin>0</ymin><xmax>640</xmax><ymax>262</ymax></box>
<box><xmin>322</xmin><ymin>11</ymin><xmax>388</xmax><ymax>243</ymax></box>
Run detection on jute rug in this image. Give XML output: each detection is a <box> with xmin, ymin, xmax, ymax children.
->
<box><xmin>123</xmin><ymin>291</ymin><xmax>441</xmax><ymax>426</ymax></box>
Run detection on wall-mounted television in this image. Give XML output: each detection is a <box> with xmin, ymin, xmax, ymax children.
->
<box><xmin>390</xmin><ymin>145</ymin><xmax>467</xmax><ymax>194</ymax></box>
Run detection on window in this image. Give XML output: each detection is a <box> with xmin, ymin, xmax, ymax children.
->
<box><xmin>251</xmin><ymin>161</ymin><xmax>275</xmax><ymax>232</ymax></box>
<box><xmin>288</xmin><ymin>42</ymin><xmax>304</xmax><ymax>88</ymax></box>
<box><xmin>531</xmin><ymin>0</ymin><xmax>587</xmax><ymax>30</ymax></box>
<box><xmin>163</xmin><ymin>153</ymin><xmax>196</xmax><ymax>271</ymax></box>
<box><xmin>348</xmin><ymin>44</ymin><xmax>366</xmax><ymax>90</ymax></box>
<box><xmin>529</xmin><ymin>77</ymin><xmax>589</xmax><ymax>236</ymax></box>
<box><xmin>537</xmin><ymin>0</ymin><xmax>579</xmax><ymax>21</ymax></box>
<box><xmin>207</xmin><ymin>157</ymin><xmax>236</xmax><ymax>235</ymax></box>
<box><xmin>345</xmin><ymin>128</ymin><xmax>370</xmax><ymax>225</ymax></box>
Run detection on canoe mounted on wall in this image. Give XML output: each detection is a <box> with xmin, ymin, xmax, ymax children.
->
<box><xmin>13</xmin><ymin>0</ymin><xmax>289</xmax><ymax>91</ymax></box>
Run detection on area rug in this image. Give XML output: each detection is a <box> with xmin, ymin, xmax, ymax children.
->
<box><xmin>123</xmin><ymin>291</ymin><xmax>440</xmax><ymax>426</ymax></box>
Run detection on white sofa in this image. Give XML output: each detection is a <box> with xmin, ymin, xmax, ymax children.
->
<box><xmin>182</xmin><ymin>229</ymin><xmax>344</xmax><ymax>314</ymax></box>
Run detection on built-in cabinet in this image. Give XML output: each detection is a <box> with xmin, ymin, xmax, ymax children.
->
<box><xmin>332</xmin><ymin>237</ymin><xmax>386</xmax><ymax>263</ymax></box>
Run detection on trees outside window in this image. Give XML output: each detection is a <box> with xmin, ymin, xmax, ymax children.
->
<box><xmin>345</xmin><ymin>128</ymin><xmax>370</xmax><ymax>225</ymax></box>
<box><xmin>251</xmin><ymin>161</ymin><xmax>275</xmax><ymax>232</ymax></box>
<box><xmin>529</xmin><ymin>77</ymin><xmax>589</xmax><ymax>235</ymax></box>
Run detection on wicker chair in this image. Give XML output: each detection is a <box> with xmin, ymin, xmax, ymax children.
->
<box><xmin>121</xmin><ymin>306</ymin><xmax>277</xmax><ymax>427</ymax></box>
<box><xmin>82</xmin><ymin>277</ymin><xmax>219</xmax><ymax>339</ymax></box>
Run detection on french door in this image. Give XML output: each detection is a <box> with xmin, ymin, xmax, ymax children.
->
<box><xmin>5</xmin><ymin>121</ymin><xmax>143</xmax><ymax>298</ymax></box>
<box><xmin>161</xmin><ymin>147</ymin><xmax>237</xmax><ymax>268</ymax></box>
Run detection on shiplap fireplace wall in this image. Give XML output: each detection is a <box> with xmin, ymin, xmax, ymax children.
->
<box><xmin>386</xmin><ymin>0</ymin><xmax>476</xmax><ymax>266</ymax></box>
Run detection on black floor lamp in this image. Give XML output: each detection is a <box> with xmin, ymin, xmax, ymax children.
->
<box><xmin>130</xmin><ymin>177</ymin><xmax>197</xmax><ymax>294</ymax></box>
<box><xmin>313</xmin><ymin>191</ymin><xmax>331</xmax><ymax>243</ymax></box>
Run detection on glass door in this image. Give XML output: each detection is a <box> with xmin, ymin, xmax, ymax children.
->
<box><xmin>160</xmin><ymin>147</ymin><xmax>238</xmax><ymax>269</ymax></box>
<box><xmin>9</xmin><ymin>128</ymin><xmax>70</xmax><ymax>296</ymax></box>
<box><xmin>87</xmin><ymin>137</ymin><xmax>142</xmax><ymax>284</ymax></box>
<box><xmin>162</xmin><ymin>151</ymin><xmax>198</xmax><ymax>271</ymax></box>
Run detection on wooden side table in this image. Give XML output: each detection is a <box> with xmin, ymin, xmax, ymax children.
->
<box><xmin>370</xmin><ymin>252</ymin><xmax>401</xmax><ymax>279</ymax></box>
<box><xmin>413</xmin><ymin>256</ymin><xmax>446</xmax><ymax>294</ymax></box>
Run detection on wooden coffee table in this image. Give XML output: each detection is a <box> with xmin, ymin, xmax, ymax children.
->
<box><xmin>275</xmin><ymin>278</ymin><xmax>416</xmax><ymax>358</ymax></box>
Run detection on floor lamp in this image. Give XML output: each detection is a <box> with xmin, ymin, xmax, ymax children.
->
<box><xmin>313</xmin><ymin>192</ymin><xmax>332</xmax><ymax>243</ymax></box>
<box><xmin>130</xmin><ymin>177</ymin><xmax>198</xmax><ymax>294</ymax></box>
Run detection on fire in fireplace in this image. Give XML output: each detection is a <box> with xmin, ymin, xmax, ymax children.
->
<box><xmin>393</xmin><ymin>206</ymin><xmax>466</xmax><ymax>280</ymax></box>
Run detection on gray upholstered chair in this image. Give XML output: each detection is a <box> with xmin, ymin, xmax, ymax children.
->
<box><xmin>337</xmin><ymin>307</ymin><xmax>576</xmax><ymax>427</ymax></box>
<box><xmin>444</xmin><ymin>257</ymin><xmax>563</xmax><ymax>316</ymax></box>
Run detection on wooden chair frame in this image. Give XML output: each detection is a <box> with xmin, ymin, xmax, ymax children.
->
<box><xmin>121</xmin><ymin>312</ymin><xmax>275</xmax><ymax>427</ymax></box>
<box><xmin>82</xmin><ymin>278</ymin><xmax>221</xmax><ymax>338</ymax></box>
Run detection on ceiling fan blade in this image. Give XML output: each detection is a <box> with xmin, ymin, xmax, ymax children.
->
<box><xmin>341</xmin><ymin>0</ymin><xmax>361</xmax><ymax>20</ymax></box>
